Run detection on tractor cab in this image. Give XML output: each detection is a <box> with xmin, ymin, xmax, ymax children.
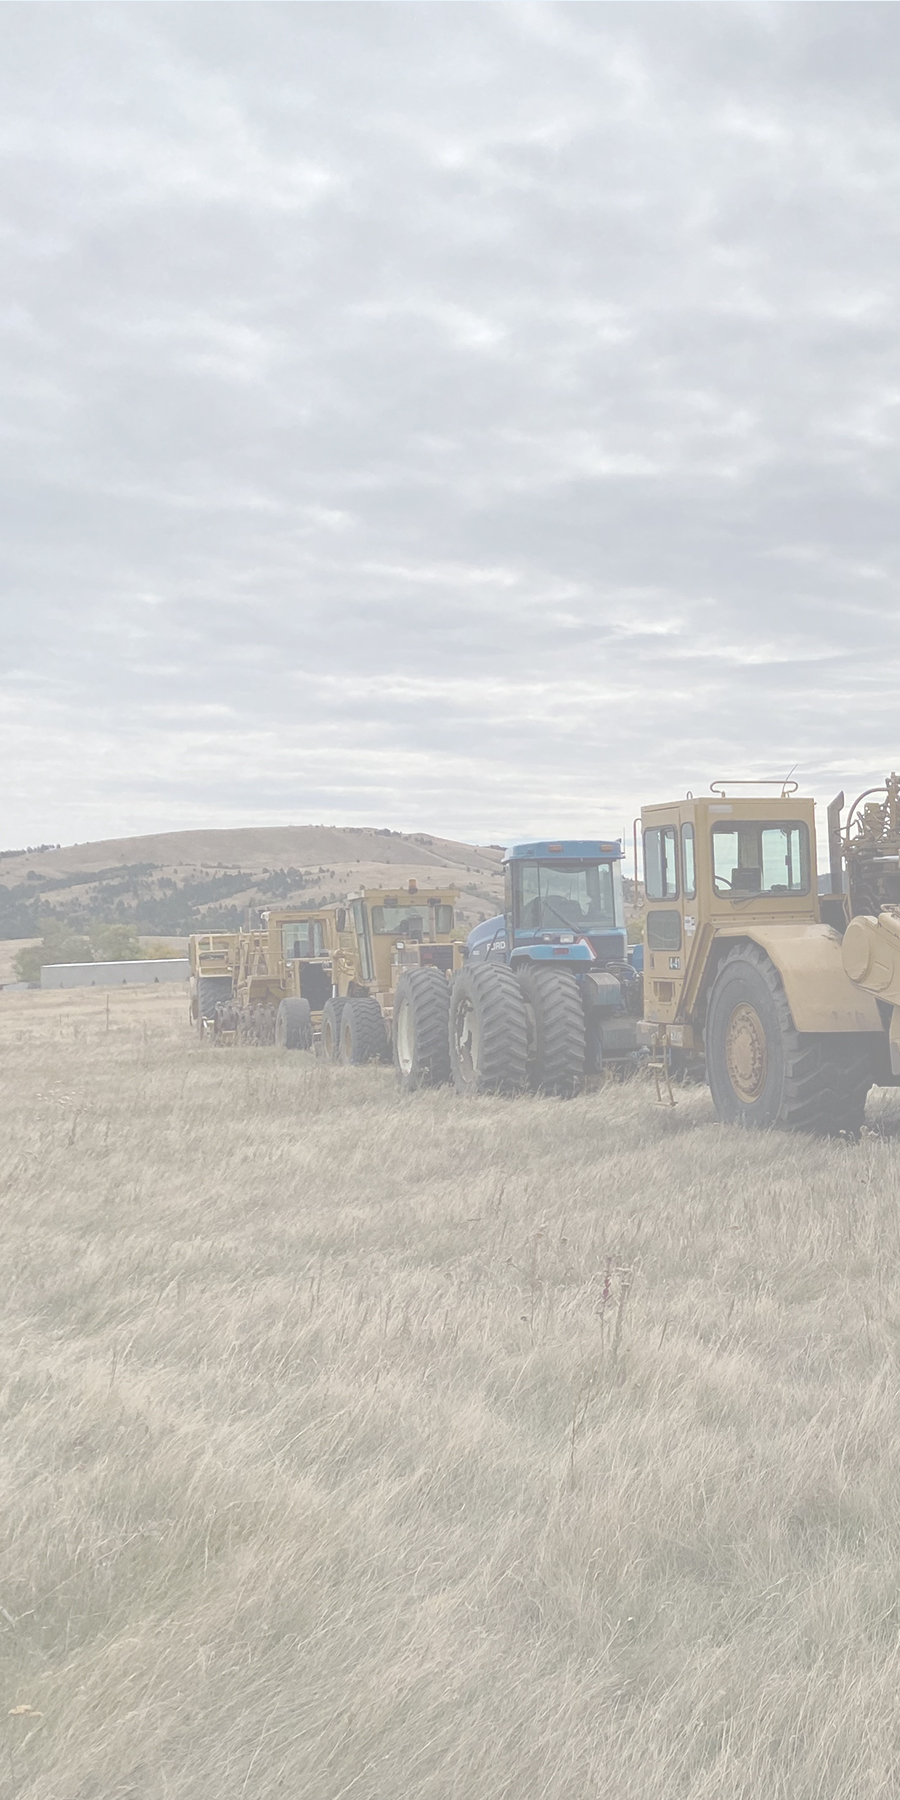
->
<box><xmin>467</xmin><ymin>839</ymin><xmax>628</xmax><ymax>969</ymax></box>
<box><xmin>268</xmin><ymin>908</ymin><xmax>335</xmax><ymax>1014</ymax></box>
<box><xmin>639</xmin><ymin>781</ymin><xmax>823</xmax><ymax>1059</ymax></box>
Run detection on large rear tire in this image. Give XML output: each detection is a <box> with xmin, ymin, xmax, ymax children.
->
<box><xmin>516</xmin><ymin>964</ymin><xmax>586</xmax><ymax>1095</ymax></box>
<box><xmin>340</xmin><ymin>997</ymin><xmax>388</xmax><ymax>1065</ymax></box>
<box><xmin>321</xmin><ymin>997</ymin><xmax>346</xmax><ymax>1063</ymax></box>
<box><xmin>706</xmin><ymin>944</ymin><xmax>873</xmax><ymax>1135</ymax></box>
<box><xmin>199</xmin><ymin>976</ymin><xmax>232</xmax><ymax>1026</ymax></box>
<box><xmin>275</xmin><ymin>997</ymin><xmax>313</xmax><ymax>1050</ymax></box>
<box><xmin>393</xmin><ymin>967</ymin><xmax>452</xmax><ymax>1092</ymax></box>
<box><xmin>449</xmin><ymin>963</ymin><xmax>528</xmax><ymax>1096</ymax></box>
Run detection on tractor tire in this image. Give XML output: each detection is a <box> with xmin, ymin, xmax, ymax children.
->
<box><xmin>275</xmin><ymin>997</ymin><xmax>313</xmax><ymax>1050</ymax></box>
<box><xmin>213</xmin><ymin>1000</ymin><xmax>237</xmax><ymax>1043</ymax></box>
<box><xmin>516</xmin><ymin>964</ymin><xmax>586</xmax><ymax>1095</ymax></box>
<box><xmin>449</xmin><ymin>963</ymin><xmax>528</xmax><ymax>1096</ymax></box>
<box><xmin>199</xmin><ymin>976</ymin><xmax>232</xmax><ymax>1023</ymax></box>
<box><xmin>393</xmin><ymin>966</ymin><xmax>452</xmax><ymax>1092</ymax></box>
<box><xmin>321</xmin><ymin>998</ymin><xmax>346</xmax><ymax>1063</ymax></box>
<box><xmin>705</xmin><ymin>944</ymin><xmax>873</xmax><ymax>1136</ymax></box>
<box><xmin>340</xmin><ymin>997</ymin><xmax>389</xmax><ymax>1065</ymax></box>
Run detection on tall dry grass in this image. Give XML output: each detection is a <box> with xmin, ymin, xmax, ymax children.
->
<box><xmin>2</xmin><ymin>986</ymin><xmax>900</xmax><ymax>1798</ymax></box>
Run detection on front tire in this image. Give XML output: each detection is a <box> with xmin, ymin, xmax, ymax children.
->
<box><xmin>275</xmin><ymin>997</ymin><xmax>313</xmax><ymax>1050</ymax></box>
<box><xmin>449</xmin><ymin>963</ymin><xmax>528</xmax><ymax>1096</ymax></box>
<box><xmin>340</xmin><ymin>997</ymin><xmax>388</xmax><ymax>1065</ymax></box>
<box><xmin>321</xmin><ymin>997</ymin><xmax>346</xmax><ymax>1063</ymax></box>
<box><xmin>706</xmin><ymin>945</ymin><xmax>872</xmax><ymax>1135</ymax></box>
<box><xmin>393</xmin><ymin>967</ymin><xmax>452</xmax><ymax>1092</ymax></box>
<box><xmin>516</xmin><ymin>964</ymin><xmax>586</xmax><ymax>1095</ymax></box>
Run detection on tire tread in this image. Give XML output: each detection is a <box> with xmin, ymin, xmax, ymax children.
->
<box><xmin>710</xmin><ymin>944</ymin><xmax>872</xmax><ymax>1135</ymax></box>
<box><xmin>394</xmin><ymin>966</ymin><xmax>452</xmax><ymax>1091</ymax></box>
<box><xmin>450</xmin><ymin>963</ymin><xmax>528</xmax><ymax>1094</ymax></box>
<box><xmin>517</xmin><ymin>964</ymin><xmax>585</xmax><ymax>1094</ymax></box>
<box><xmin>341</xmin><ymin>997</ymin><xmax>389</xmax><ymax>1064</ymax></box>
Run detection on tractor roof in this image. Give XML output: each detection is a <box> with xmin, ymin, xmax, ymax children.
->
<box><xmin>506</xmin><ymin>840</ymin><xmax>623</xmax><ymax>862</ymax></box>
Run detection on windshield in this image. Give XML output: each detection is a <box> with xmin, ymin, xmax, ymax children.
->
<box><xmin>712</xmin><ymin>822</ymin><xmax>810</xmax><ymax>898</ymax></box>
<box><xmin>515</xmin><ymin>860</ymin><xmax>618</xmax><ymax>931</ymax></box>
<box><xmin>369</xmin><ymin>903</ymin><xmax>454</xmax><ymax>937</ymax></box>
<box><xmin>281</xmin><ymin>920</ymin><xmax>327</xmax><ymax>959</ymax></box>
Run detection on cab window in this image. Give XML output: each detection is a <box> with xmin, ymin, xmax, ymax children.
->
<box><xmin>282</xmin><ymin>920</ymin><xmax>325</xmax><ymax>960</ymax></box>
<box><xmin>681</xmin><ymin>824</ymin><xmax>696</xmax><ymax>899</ymax></box>
<box><xmin>514</xmin><ymin>861</ymin><xmax>617</xmax><ymax>931</ymax></box>
<box><xmin>644</xmin><ymin>826</ymin><xmax>678</xmax><ymax>900</ymax></box>
<box><xmin>370</xmin><ymin>903</ymin><xmax>454</xmax><ymax>936</ymax></box>
<box><xmin>711</xmin><ymin>821</ymin><xmax>810</xmax><ymax>898</ymax></box>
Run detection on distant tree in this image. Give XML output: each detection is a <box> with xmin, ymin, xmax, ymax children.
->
<box><xmin>11</xmin><ymin>944</ymin><xmax>45</xmax><ymax>983</ymax></box>
<box><xmin>92</xmin><ymin>923</ymin><xmax>143</xmax><ymax>962</ymax></box>
<box><xmin>13</xmin><ymin>921</ymin><xmax>95</xmax><ymax>983</ymax></box>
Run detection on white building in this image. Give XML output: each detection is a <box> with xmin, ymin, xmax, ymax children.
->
<box><xmin>41</xmin><ymin>959</ymin><xmax>190</xmax><ymax>989</ymax></box>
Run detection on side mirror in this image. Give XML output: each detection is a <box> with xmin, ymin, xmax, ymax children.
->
<box><xmin>335</xmin><ymin>907</ymin><xmax>347</xmax><ymax>933</ymax></box>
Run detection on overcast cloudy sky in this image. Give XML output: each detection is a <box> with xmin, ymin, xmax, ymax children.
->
<box><xmin>3</xmin><ymin>2</ymin><xmax>900</xmax><ymax>853</ymax></box>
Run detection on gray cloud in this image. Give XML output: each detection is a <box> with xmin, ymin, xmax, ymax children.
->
<box><xmin>3</xmin><ymin>2</ymin><xmax>900</xmax><ymax>857</ymax></box>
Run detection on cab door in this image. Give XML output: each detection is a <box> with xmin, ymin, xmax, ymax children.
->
<box><xmin>641</xmin><ymin>812</ymin><xmax>705</xmax><ymax>1038</ymax></box>
<box><xmin>642</xmin><ymin>814</ymin><xmax>686</xmax><ymax>1025</ymax></box>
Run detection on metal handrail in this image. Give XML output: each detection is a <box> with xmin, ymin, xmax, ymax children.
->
<box><xmin>709</xmin><ymin>778</ymin><xmax>799</xmax><ymax>797</ymax></box>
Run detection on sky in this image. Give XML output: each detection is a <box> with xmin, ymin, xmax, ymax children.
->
<box><xmin>3</xmin><ymin>1</ymin><xmax>900</xmax><ymax>859</ymax></box>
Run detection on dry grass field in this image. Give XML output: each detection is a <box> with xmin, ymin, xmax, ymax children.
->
<box><xmin>3</xmin><ymin>987</ymin><xmax>900</xmax><ymax>1798</ymax></box>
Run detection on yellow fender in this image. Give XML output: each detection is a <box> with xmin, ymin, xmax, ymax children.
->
<box><xmin>714</xmin><ymin>920</ymin><xmax>883</xmax><ymax>1034</ymax></box>
<box><xmin>842</xmin><ymin>914</ymin><xmax>900</xmax><ymax>1072</ymax></box>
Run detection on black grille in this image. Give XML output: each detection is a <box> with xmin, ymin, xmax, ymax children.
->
<box><xmin>419</xmin><ymin>945</ymin><xmax>454</xmax><ymax>972</ymax></box>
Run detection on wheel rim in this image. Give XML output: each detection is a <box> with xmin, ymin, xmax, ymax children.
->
<box><xmin>340</xmin><ymin>1019</ymin><xmax>353</xmax><ymax>1061</ymax></box>
<box><xmin>396</xmin><ymin>997</ymin><xmax>415</xmax><ymax>1075</ymax></box>
<box><xmin>454</xmin><ymin>995</ymin><xmax>479</xmax><ymax>1082</ymax></box>
<box><xmin>725</xmin><ymin>1002</ymin><xmax>768</xmax><ymax>1102</ymax></box>
<box><xmin>323</xmin><ymin>1017</ymin><xmax>334</xmax><ymax>1059</ymax></box>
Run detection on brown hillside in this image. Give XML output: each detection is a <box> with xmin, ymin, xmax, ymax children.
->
<box><xmin>0</xmin><ymin>826</ymin><xmax>503</xmax><ymax>881</ymax></box>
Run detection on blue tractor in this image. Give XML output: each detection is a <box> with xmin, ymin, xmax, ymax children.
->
<box><xmin>449</xmin><ymin>839</ymin><xmax>643</xmax><ymax>1096</ymax></box>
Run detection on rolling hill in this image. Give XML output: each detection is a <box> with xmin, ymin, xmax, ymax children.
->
<box><xmin>0</xmin><ymin>826</ymin><xmax>505</xmax><ymax>942</ymax></box>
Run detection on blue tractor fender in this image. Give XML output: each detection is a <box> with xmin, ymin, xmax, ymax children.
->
<box><xmin>465</xmin><ymin>915</ymin><xmax>508</xmax><ymax>963</ymax></box>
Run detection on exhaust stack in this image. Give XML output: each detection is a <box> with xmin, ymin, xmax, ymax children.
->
<box><xmin>827</xmin><ymin>791</ymin><xmax>845</xmax><ymax>896</ymax></box>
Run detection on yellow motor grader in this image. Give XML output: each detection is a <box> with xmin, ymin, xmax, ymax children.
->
<box><xmin>638</xmin><ymin>773</ymin><xmax>900</xmax><ymax>1134</ymax></box>
<box><xmin>320</xmin><ymin>880</ymin><xmax>463</xmax><ymax>1087</ymax></box>
<box><xmin>202</xmin><ymin>908</ymin><xmax>335</xmax><ymax>1048</ymax></box>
